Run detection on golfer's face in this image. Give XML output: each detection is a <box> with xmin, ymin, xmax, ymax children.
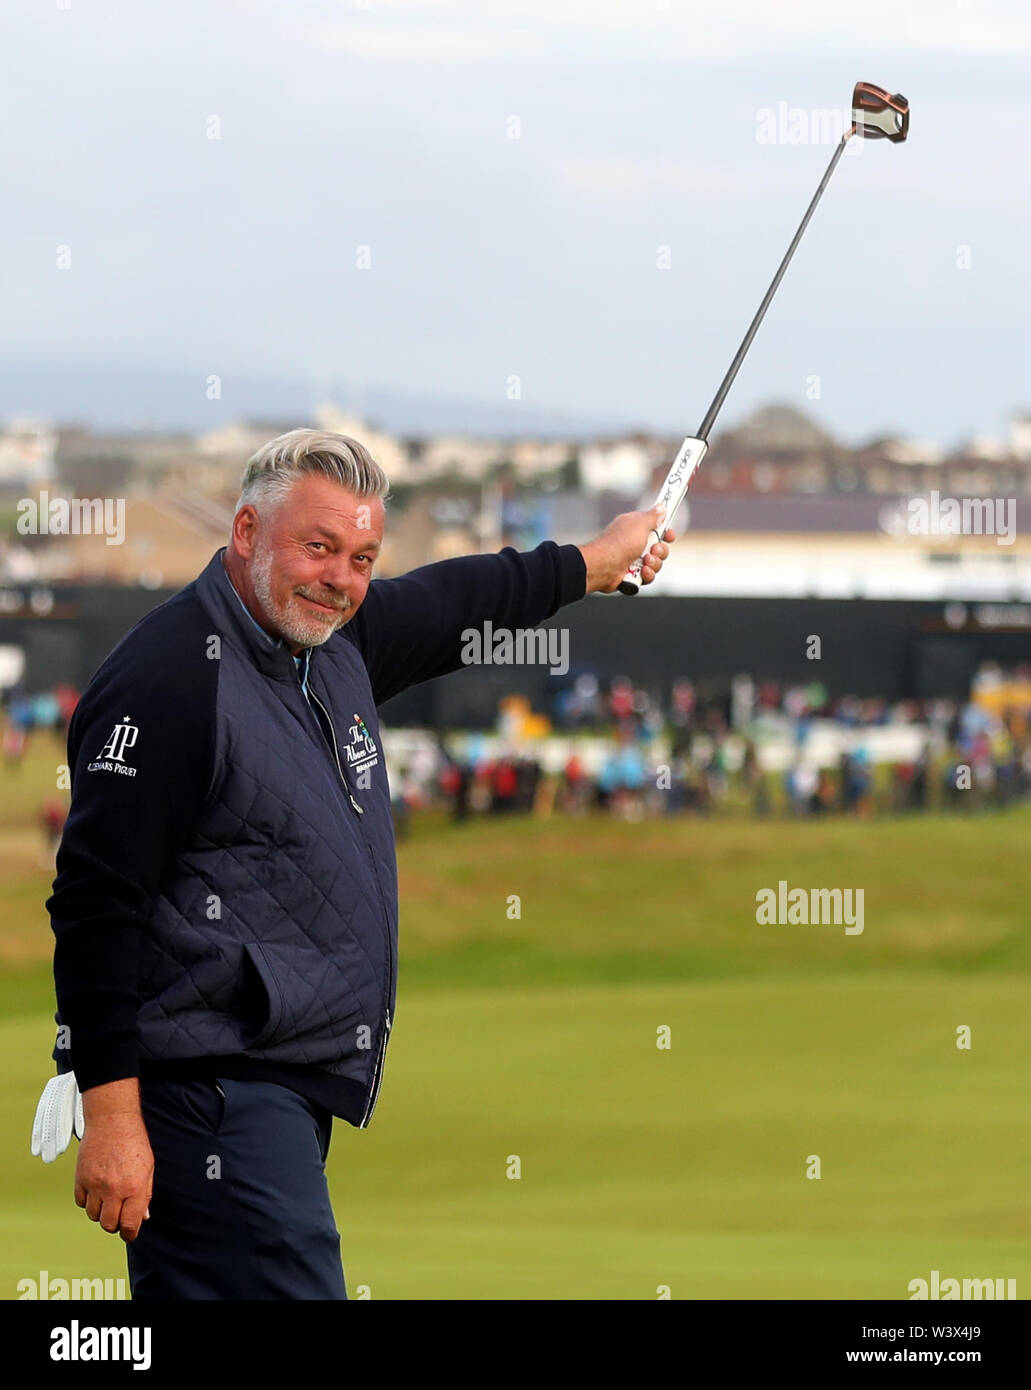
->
<box><xmin>251</xmin><ymin>476</ymin><xmax>385</xmax><ymax>648</ymax></box>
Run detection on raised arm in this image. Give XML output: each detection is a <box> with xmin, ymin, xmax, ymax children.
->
<box><xmin>348</xmin><ymin>506</ymin><xmax>672</xmax><ymax>706</ymax></box>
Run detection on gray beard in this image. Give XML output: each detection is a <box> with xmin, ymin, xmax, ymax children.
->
<box><xmin>251</xmin><ymin>540</ymin><xmax>349</xmax><ymax>649</ymax></box>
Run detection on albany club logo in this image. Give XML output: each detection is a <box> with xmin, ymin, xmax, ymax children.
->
<box><xmin>346</xmin><ymin>712</ymin><xmax>379</xmax><ymax>789</ymax></box>
<box><xmin>87</xmin><ymin>716</ymin><xmax>139</xmax><ymax>778</ymax></box>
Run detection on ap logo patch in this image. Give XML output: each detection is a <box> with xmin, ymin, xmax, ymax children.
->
<box><xmin>87</xmin><ymin>716</ymin><xmax>140</xmax><ymax>777</ymax></box>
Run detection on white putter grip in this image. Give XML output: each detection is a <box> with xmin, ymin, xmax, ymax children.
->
<box><xmin>617</xmin><ymin>437</ymin><xmax>708</xmax><ymax>595</ymax></box>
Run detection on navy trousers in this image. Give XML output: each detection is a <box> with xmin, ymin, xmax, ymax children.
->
<box><xmin>127</xmin><ymin>1077</ymin><xmax>347</xmax><ymax>1300</ymax></box>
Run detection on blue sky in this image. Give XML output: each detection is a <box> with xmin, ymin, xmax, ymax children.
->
<box><xmin>2</xmin><ymin>0</ymin><xmax>1027</xmax><ymax>448</ymax></box>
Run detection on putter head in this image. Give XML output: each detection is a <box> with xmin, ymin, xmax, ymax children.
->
<box><xmin>852</xmin><ymin>81</ymin><xmax>909</xmax><ymax>143</ymax></box>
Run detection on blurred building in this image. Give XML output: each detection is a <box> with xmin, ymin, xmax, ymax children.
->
<box><xmin>648</xmin><ymin>493</ymin><xmax>1031</xmax><ymax>601</ymax></box>
<box><xmin>6</xmin><ymin>398</ymin><xmax>1031</xmax><ymax>707</ymax></box>
<box><xmin>313</xmin><ymin>405</ymin><xmax>413</xmax><ymax>485</ymax></box>
<box><xmin>29</xmin><ymin>492</ymin><xmax>232</xmax><ymax>587</ymax></box>
<box><xmin>1009</xmin><ymin>414</ymin><xmax>1031</xmax><ymax>462</ymax></box>
<box><xmin>0</xmin><ymin>419</ymin><xmax>57</xmax><ymax>489</ymax></box>
<box><xmin>190</xmin><ymin>419</ymin><xmax>302</xmax><ymax>496</ymax></box>
<box><xmin>54</xmin><ymin>427</ymin><xmax>197</xmax><ymax>496</ymax></box>
<box><xmin>579</xmin><ymin>434</ymin><xmax>665</xmax><ymax>496</ymax></box>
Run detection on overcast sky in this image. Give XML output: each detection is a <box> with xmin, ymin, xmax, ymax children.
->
<box><xmin>1</xmin><ymin>0</ymin><xmax>1028</xmax><ymax>449</ymax></box>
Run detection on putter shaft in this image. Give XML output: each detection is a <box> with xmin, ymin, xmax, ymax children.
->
<box><xmin>696</xmin><ymin>126</ymin><xmax>855</xmax><ymax>441</ymax></box>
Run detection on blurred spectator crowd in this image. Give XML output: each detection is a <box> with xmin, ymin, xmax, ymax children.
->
<box><xmin>1</xmin><ymin>682</ymin><xmax>78</xmax><ymax>767</ymax></box>
<box><xmin>391</xmin><ymin>664</ymin><xmax>1031</xmax><ymax>828</ymax></box>
<box><xmin>4</xmin><ymin>666</ymin><xmax>1031</xmax><ymax>847</ymax></box>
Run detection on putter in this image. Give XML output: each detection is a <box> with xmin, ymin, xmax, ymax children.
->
<box><xmin>619</xmin><ymin>81</ymin><xmax>910</xmax><ymax>595</ymax></box>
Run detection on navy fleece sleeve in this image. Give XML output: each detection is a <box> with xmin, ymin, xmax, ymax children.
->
<box><xmin>47</xmin><ymin>601</ymin><xmax>218</xmax><ymax>1092</ymax></box>
<box><xmin>349</xmin><ymin>541</ymin><xmax>587</xmax><ymax>706</ymax></box>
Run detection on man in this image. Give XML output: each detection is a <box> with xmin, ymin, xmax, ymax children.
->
<box><xmin>37</xmin><ymin>428</ymin><xmax>673</xmax><ymax>1299</ymax></box>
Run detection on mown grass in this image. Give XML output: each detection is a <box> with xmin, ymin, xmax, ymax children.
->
<box><xmin>2</xmin><ymin>733</ymin><xmax>1028</xmax><ymax>1298</ymax></box>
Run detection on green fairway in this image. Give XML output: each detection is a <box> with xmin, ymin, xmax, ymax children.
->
<box><xmin>5</xmin><ymin>974</ymin><xmax>1030</xmax><ymax>1299</ymax></box>
<box><xmin>3</xmin><ymin>763</ymin><xmax>1030</xmax><ymax>1299</ymax></box>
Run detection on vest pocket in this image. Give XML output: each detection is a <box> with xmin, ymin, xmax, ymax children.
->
<box><xmin>241</xmin><ymin>942</ymin><xmax>287</xmax><ymax>1049</ymax></box>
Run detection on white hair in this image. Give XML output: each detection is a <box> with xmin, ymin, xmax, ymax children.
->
<box><xmin>236</xmin><ymin>428</ymin><xmax>390</xmax><ymax>518</ymax></box>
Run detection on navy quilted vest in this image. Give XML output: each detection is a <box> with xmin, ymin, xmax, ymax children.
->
<box><xmin>136</xmin><ymin>549</ymin><xmax>396</xmax><ymax>1126</ymax></box>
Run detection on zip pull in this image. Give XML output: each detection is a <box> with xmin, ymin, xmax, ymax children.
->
<box><xmin>307</xmin><ymin>684</ymin><xmax>365</xmax><ymax>816</ymax></box>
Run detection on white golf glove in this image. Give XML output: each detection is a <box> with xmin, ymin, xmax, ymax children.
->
<box><xmin>31</xmin><ymin>1072</ymin><xmax>85</xmax><ymax>1163</ymax></box>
